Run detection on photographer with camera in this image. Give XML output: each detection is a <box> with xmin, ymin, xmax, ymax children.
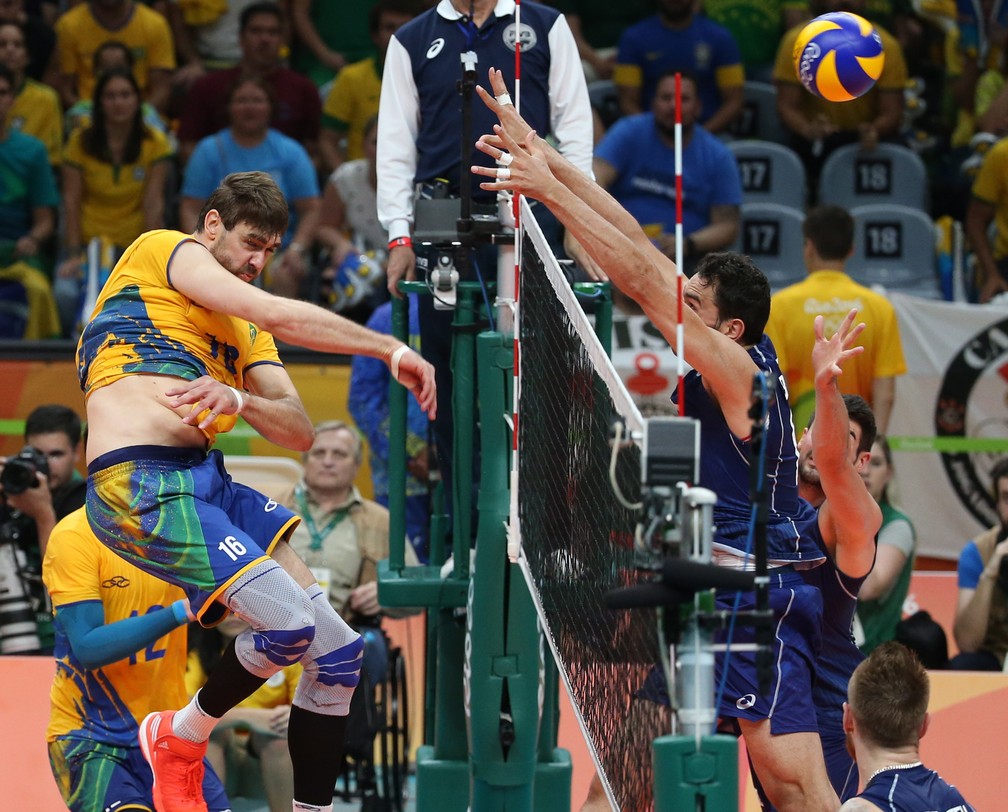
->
<box><xmin>0</xmin><ymin>404</ymin><xmax>86</xmax><ymax>654</ymax></box>
<box><xmin>951</xmin><ymin>456</ymin><xmax>1008</xmax><ymax>670</ymax></box>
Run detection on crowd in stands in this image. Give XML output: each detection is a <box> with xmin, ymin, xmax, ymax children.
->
<box><xmin>5</xmin><ymin>0</ymin><xmax>1008</xmax><ymax>342</ymax></box>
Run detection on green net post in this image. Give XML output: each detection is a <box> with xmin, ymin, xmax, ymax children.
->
<box><xmin>465</xmin><ymin>331</ymin><xmax>571</xmax><ymax>812</ymax></box>
<box><xmin>652</xmin><ymin>734</ymin><xmax>739</xmax><ymax>811</ymax></box>
<box><xmin>409</xmin><ymin>282</ymin><xmax>483</xmax><ymax>809</ymax></box>
<box><xmin>388</xmin><ymin>294</ymin><xmax>409</xmax><ymax>572</ymax></box>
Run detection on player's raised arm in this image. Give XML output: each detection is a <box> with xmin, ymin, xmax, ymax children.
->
<box><xmin>813</xmin><ymin>310</ymin><xmax>881</xmax><ymax>576</ymax></box>
<box><xmin>474</xmin><ymin>74</ymin><xmax>759</xmax><ymax>437</ymax></box>
<box><xmin>169</xmin><ymin>239</ymin><xmax>436</xmax><ymax>418</ymax></box>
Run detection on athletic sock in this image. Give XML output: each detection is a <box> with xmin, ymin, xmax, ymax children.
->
<box><xmin>196</xmin><ymin>635</ymin><xmax>270</xmax><ymax>717</ymax></box>
<box><xmin>172</xmin><ymin>691</ymin><xmax>219</xmax><ymax>743</ymax></box>
<box><xmin>288</xmin><ymin>704</ymin><xmax>350</xmax><ymax>805</ymax></box>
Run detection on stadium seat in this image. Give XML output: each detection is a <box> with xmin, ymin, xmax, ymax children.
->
<box><xmin>818</xmin><ymin>143</ymin><xmax>929</xmax><ymax>211</ymax></box>
<box><xmin>849</xmin><ymin>204</ymin><xmax>943</xmax><ymax>298</ymax></box>
<box><xmin>730</xmin><ymin>202</ymin><xmax>807</xmax><ymax>291</ymax></box>
<box><xmin>727</xmin><ymin>81</ymin><xmax>787</xmax><ymax>144</ymax></box>
<box><xmin>727</xmin><ymin>139</ymin><xmax>807</xmax><ymax>209</ymax></box>
<box><xmin>222</xmin><ymin>454</ymin><xmax>304</xmax><ymax>501</ymax></box>
<box><xmin>587</xmin><ymin>79</ymin><xmax>621</xmax><ymax>130</ymax></box>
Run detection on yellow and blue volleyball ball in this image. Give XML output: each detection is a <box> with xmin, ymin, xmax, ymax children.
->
<box><xmin>793</xmin><ymin>12</ymin><xmax>885</xmax><ymax>102</ymax></box>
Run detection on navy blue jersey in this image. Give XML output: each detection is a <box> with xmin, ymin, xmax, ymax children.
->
<box><xmin>675</xmin><ymin>335</ymin><xmax>823</xmax><ymax>566</ymax></box>
<box><xmin>800</xmin><ymin>509</ymin><xmax>867</xmax><ymax>802</ymax></box>
<box><xmin>377</xmin><ymin>0</ymin><xmax>592</xmax><ymax>241</ymax></box>
<box><xmin>859</xmin><ymin>764</ymin><xmax>974</xmax><ymax>812</ymax></box>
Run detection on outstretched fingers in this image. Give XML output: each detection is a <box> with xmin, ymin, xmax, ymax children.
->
<box><xmin>835</xmin><ymin>308</ymin><xmax>867</xmax><ymax>346</ymax></box>
<box><xmin>487</xmin><ymin>66</ymin><xmax>509</xmax><ymax>98</ymax></box>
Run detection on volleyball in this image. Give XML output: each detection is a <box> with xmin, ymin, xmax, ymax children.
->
<box><xmin>793</xmin><ymin>12</ymin><xmax>885</xmax><ymax>102</ymax></box>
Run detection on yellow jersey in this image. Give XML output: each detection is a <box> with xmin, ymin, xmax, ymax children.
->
<box><xmin>44</xmin><ymin>508</ymin><xmax>188</xmax><ymax>744</ymax></box>
<box><xmin>9</xmin><ymin>78</ymin><xmax>62</xmax><ymax>164</ymax></box>
<box><xmin>55</xmin><ymin>3</ymin><xmax>176</xmax><ymax>101</ymax></box>
<box><xmin>63</xmin><ymin>126</ymin><xmax>174</xmax><ymax>248</ymax></box>
<box><xmin>75</xmin><ymin>229</ymin><xmax>283</xmax><ymax>444</ymax></box>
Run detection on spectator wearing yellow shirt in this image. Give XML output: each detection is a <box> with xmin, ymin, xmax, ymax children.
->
<box><xmin>318</xmin><ymin>0</ymin><xmax>417</xmax><ymax>175</ymax></box>
<box><xmin>55</xmin><ymin>65</ymin><xmax>173</xmax><ymax>334</ymax></box>
<box><xmin>53</xmin><ymin>0</ymin><xmax>176</xmax><ymax>115</ymax></box>
<box><xmin>0</xmin><ymin>20</ymin><xmax>61</xmax><ymax>164</ymax></box>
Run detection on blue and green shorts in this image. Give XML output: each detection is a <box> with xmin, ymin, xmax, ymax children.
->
<box><xmin>87</xmin><ymin>445</ymin><xmax>300</xmax><ymax>626</ymax></box>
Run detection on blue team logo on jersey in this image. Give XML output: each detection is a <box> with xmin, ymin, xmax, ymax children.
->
<box><xmin>503</xmin><ymin>22</ymin><xmax>537</xmax><ymax>52</ymax></box>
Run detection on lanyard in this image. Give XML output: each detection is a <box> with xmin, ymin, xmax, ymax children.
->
<box><xmin>295</xmin><ymin>486</ymin><xmax>353</xmax><ymax>551</ymax></box>
<box><xmin>456</xmin><ymin>13</ymin><xmax>494</xmax><ymax>50</ymax></box>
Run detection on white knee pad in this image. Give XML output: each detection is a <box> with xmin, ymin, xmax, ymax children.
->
<box><xmin>293</xmin><ymin>586</ymin><xmax>363</xmax><ymax>715</ymax></box>
<box><xmin>225</xmin><ymin>560</ymin><xmax>316</xmax><ymax>679</ymax></box>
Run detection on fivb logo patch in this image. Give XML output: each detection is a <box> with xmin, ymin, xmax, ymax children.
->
<box><xmin>502</xmin><ymin>23</ymin><xmax>537</xmax><ymax>52</ymax></box>
<box><xmin>934</xmin><ymin>314</ymin><xmax>1008</xmax><ymax>527</ymax></box>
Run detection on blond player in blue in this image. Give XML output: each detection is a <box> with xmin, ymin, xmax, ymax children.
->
<box><xmin>76</xmin><ymin>170</ymin><xmax>436</xmax><ymax>812</ymax></box>
<box><xmin>44</xmin><ymin>508</ymin><xmax>232</xmax><ymax>812</ymax></box>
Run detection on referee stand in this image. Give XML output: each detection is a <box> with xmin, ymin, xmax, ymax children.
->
<box><xmin>376</xmin><ymin>282</ymin><xmax>571</xmax><ymax>811</ymax></box>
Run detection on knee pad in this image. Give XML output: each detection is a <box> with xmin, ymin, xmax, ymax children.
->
<box><xmin>293</xmin><ymin>592</ymin><xmax>364</xmax><ymax>715</ymax></box>
<box><xmin>225</xmin><ymin>560</ymin><xmax>317</xmax><ymax>678</ymax></box>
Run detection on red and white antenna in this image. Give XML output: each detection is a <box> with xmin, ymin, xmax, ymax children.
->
<box><xmin>508</xmin><ymin>0</ymin><xmax>523</xmax><ymax>561</ymax></box>
<box><xmin>674</xmin><ymin>72</ymin><xmax>685</xmax><ymax>417</ymax></box>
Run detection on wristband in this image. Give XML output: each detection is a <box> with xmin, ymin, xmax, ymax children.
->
<box><xmin>390</xmin><ymin>345</ymin><xmax>410</xmax><ymax>380</ymax></box>
<box><xmin>171</xmin><ymin>600</ymin><xmax>189</xmax><ymax>625</ymax></box>
<box><xmin>227</xmin><ymin>386</ymin><xmax>246</xmax><ymax>415</ymax></box>
<box><xmin>388</xmin><ymin>236</ymin><xmax>413</xmax><ymax>250</ymax></box>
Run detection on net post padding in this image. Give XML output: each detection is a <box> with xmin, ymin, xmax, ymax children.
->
<box><xmin>514</xmin><ymin>200</ymin><xmax>666</xmax><ymax>811</ymax></box>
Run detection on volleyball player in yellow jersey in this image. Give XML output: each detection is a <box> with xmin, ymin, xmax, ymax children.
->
<box><xmin>76</xmin><ymin>171</ymin><xmax>436</xmax><ymax>812</ymax></box>
<box><xmin>44</xmin><ymin>508</ymin><xmax>232</xmax><ymax>812</ymax></box>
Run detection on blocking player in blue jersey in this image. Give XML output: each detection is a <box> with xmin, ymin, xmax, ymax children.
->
<box><xmin>841</xmin><ymin>642</ymin><xmax>976</xmax><ymax>812</ymax></box>
<box><xmin>794</xmin><ymin>311</ymin><xmax>883</xmax><ymax>804</ymax></box>
<box><xmin>476</xmin><ymin>67</ymin><xmax>840</xmax><ymax>812</ymax></box>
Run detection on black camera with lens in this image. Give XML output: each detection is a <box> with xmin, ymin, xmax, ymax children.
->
<box><xmin>0</xmin><ymin>446</ymin><xmax>49</xmax><ymax>495</ymax></box>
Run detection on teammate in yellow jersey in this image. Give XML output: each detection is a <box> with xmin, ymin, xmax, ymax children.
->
<box><xmin>44</xmin><ymin>508</ymin><xmax>232</xmax><ymax>812</ymax></box>
<box><xmin>76</xmin><ymin>170</ymin><xmax>436</xmax><ymax>812</ymax></box>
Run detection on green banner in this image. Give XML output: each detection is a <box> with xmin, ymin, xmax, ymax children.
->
<box><xmin>888</xmin><ymin>436</ymin><xmax>1008</xmax><ymax>453</ymax></box>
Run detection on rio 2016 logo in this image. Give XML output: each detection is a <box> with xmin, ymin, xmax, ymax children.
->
<box><xmin>798</xmin><ymin>43</ymin><xmax>821</xmax><ymax>87</ymax></box>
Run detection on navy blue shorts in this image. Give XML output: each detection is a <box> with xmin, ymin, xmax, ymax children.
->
<box><xmin>714</xmin><ymin>567</ymin><xmax>823</xmax><ymax>735</ymax></box>
<box><xmin>821</xmin><ymin>725</ymin><xmax>858</xmax><ymax>801</ymax></box>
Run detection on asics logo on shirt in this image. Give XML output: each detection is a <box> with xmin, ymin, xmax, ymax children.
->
<box><xmin>427</xmin><ymin>38</ymin><xmax>445</xmax><ymax>58</ymax></box>
<box><xmin>736</xmin><ymin>693</ymin><xmax>756</xmax><ymax>710</ymax></box>
<box><xmin>102</xmin><ymin>575</ymin><xmax>131</xmax><ymax>589</ymax></box>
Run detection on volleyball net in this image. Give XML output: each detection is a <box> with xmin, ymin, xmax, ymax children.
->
<box><xmin>513</xmin><ymin>199</ymin><xmax>669</xmax><ymax>811</ymax></box>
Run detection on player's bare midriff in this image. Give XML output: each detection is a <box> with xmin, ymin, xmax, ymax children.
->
<box><xmin>85</xmin><ymin>374</ymin><xmax>211</xmax><ymax>463</ymax></box>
